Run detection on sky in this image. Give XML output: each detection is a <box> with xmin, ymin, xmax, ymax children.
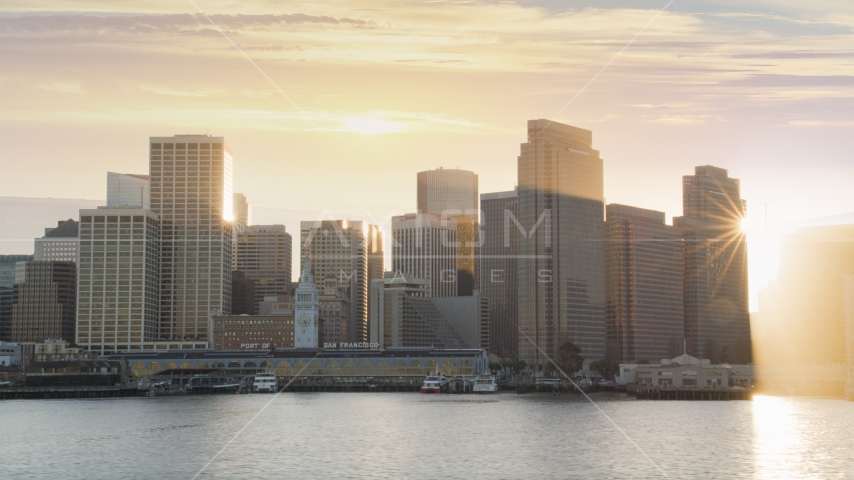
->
<box><xmin>1</xmin><ymin>0</ymin><xmax>853</xmax><ymax>309</ymax></box>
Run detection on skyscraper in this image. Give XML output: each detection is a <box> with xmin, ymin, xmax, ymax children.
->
<box><xmin>11</xmin><ymin>261</ymin><xmax>77</xmax><ymax>343</ymax></box>
<box><xmin>234</xmin><ymin>225</ymin><xmax>293</xmax><ymax>314</ymax></box>
<box><xmin>34</xmin><ymin>219</ymin><xmax>79</xmax><ymax>263</ymax></box>
<box><xmin>479</xmin><ymin>190</ymin><xmax>518</xmax><ymax>357</ymax></box>
<box><xmin>604</xmin><ymin>204</ymin><xmax>684</xmax><ymax>363</ymax></box>
<box><xmin>107</xmin><ymin>172</ymin><xmax>150</xmax><ymax>209</ymax></box>
<box><xmin>149</xmin><ymin>135</ymin><xmax>233</xmax><ymax>342</ymax></box>
<box><xmin>300</xmin><ymin>220</ymin><xmax>381</xmax><ymax>342</ymax></box>
<box><xmin>76</xmin><ymin>207</ymin><xmax>161</xmax><ymax>355</ymax></box>
<box><xmin>674</xmin><ymin>165</ymin><xmax>750</xmax><ymax>363</ymax></box>
<box><xmin>517</xmin><ymin>119</ymin><xmax>606</xmax><ymax>367</ymax></box>
<box><xmin>392</xmin><ymin>213</ymin><xmax>467</xmax><ymax>298</ymax></box>
<box><xmin>232</xmin><ymin>193</ymin><xmax>252</xmax><ymax>234</ymax></box>
<box><xmin>417</xmin><ymin>167</ymin><xmax>478</xmax><ymax>219</ymax></box>
<box><xmin>0</xmin><ymin>255</ymin><xmax>33</xmax><ymax>342</ymax></box>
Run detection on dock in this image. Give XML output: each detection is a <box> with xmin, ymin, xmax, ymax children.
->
<box><xmin>633</xmin><ymin>385</ymin><xmax>751</xmax><ymax>400</ymax></box>
<box><xmin>0</xmin><ymin>387</ymin><xmax>145</xmax><ymax>400</ymax></box>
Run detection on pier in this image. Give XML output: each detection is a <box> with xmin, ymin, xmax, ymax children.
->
<box><xmin>633</xmin><ymin>385</ymin><xmax>751</xmax><ymax>400</ymax></box>
<box><xmin>0</xmin><ymin>387</ymin><xmax>144</xmax><ymax>400</ymax></box>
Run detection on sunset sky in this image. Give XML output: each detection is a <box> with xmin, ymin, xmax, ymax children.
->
<box><xmin>1</xmin><ymin>0</ymin><xmax>853</xmax><ymax>308</ymax></box>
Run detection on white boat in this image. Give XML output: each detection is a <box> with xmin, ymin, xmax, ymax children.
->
<box><xmin>420</xmin><ymin>373</ymin><xmax>447</xmax><ymax>394</ymax></box>
<box><xmin>473</xmin><ymin>374</ymin><xmax>498</xmax><ymax>393</ymax></box>
<box><xmin>253</xmin><ymin>371</ymin><xmax>278</xmax><ymax>393</ymax></box>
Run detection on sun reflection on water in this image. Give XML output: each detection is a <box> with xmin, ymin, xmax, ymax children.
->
<box><xmin>752</xmin><ymin>395</ymin><xmax>806</xmax><ymax>479</ymax></box>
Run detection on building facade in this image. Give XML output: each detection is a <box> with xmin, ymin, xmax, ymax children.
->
<box><xmin>674</xmin><ymin>165</ymin><xmax>750</xmax><ymax>363</ymax></box>
<box><xmin>232</xmin><ymin>193</ymin><xmax>251</xmax><ymax>234</ymax></box>
<box><xmin>107</xmin><ymin>172</ymin><xmax>150</xmax><ymax>209</ymax></box>
<box><xmin>300</xmin><ymin>220</ymin><xmax>382</xmax><ymax>343</ymax></box>
<box><xmin>0</xmin><ymin>255</ymin><xmax>33</xmax><ymax>342</ymax></box>
<box><xmin>417</xmin><ymin>167</ymin><xmax>478</xmax><ymax>219</ymax></box>
<box><xmin>10</xmin><ymin>261</ymin><xmax>77</xmax><ymax>343</ymax></box>
<box><xmin>479</xmin><ymin>190</ymin><xmax>518</xmax><ymax>357</ymax></box>
<box><xmin>210</xmin><ymin>314</ymin><xmax>294</xmax><ymax>350</ymax></box>
<box><xmin>392</xmin><ymin>213</ymin><xmax>473</xmax><ymax>298</ymax></box>
<box><xmin>517</xmin><ymin>119</ymin><xmax>606</xmax><ymax>367</ymax></box>
<box><xmin>149</xmin><ymin>135</ymin><xmax>233</xmax><ymax>342</ymax></box>
<box><xmin>294</xmin><ymin>258</ymin><xmax>319</xmax><ymax>348</ymax></box>
<box><xmin>605</xmin><ymin>204</ymin><xmax>685</xmax><ymax>363</ymax></box>
<box><xmin>319</xmin><ymin>274</ymin><xmax>350</xmax><ymax>346</ymax></box>
<box><xmin>34</xmin><ymin>219</ymin><xmax>79</xmax><ymax>263</ymax></box>
<box><xmin>76</xmin><ymin>207</ymin><xmax>161</xmax><ymax>355</ymax></box>
<box><xmin>369</xmin><ymin>272</ymin><xmax>468</xmax><ymax>349</ymax></box>
<box><xmin>235</xmin><ymin>225</ymin><xmax>292</xmax><ymax>314</ymax></box>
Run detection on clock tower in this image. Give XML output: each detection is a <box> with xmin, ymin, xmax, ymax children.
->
<box><xmin>294</xmin><ymin>256</ymin><xmax>319</xmax><ymax>348</ymax></box>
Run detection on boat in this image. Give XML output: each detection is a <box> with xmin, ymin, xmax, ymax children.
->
<box><xmin>253</xmin><ymin>371</ymin><xmax>278</xmax><ymax>393</ymax></box>
<box><xmin>472</xmin><ymin>374</ymin><xmax>498</xmax><ymax>393</ymax></box>
<box><xmin>420</xmin><ymin>373</ymin><xmax>447</xmax><ymax>394</ymax></box>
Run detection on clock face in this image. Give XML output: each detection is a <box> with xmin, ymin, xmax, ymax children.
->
<box><xmin>298</xmin><ymin>315</ymin><xmax>311</xmax><ymax>327</ymax></box>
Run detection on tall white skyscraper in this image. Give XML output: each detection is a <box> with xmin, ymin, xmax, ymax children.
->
<box><xmin>149</xmin><ymin>135</ymin><xmax>233</xmax><ymax>342</ymax></box>
<box><xmin>107</xmin><ymin>172</ymin><xmax>150</xmax><ymax>209</ymax></box>
<box><xmin>232</xmin><ymin>193</ymin><xmax>251</xmax><ymax>234</ymax></box>
<box><xmin>417</xmin><ymin>167</ymin><xmax>478</xmax><ymax>220</ymax></box>
<box><xmin>294</xmin><ymin>257</ymin><xmax>319</xmax><ymax>348</ymax></box>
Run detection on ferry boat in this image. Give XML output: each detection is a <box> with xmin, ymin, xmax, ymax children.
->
<box><xmin>253</xmin><ymin>371</ymin><xmax>278</xmax><ymax>393</ymax></box>
<box><xmin>473</xmin><ymin>374</ymin><xmax>498</xmax><ymax>393</ymax></box>
<box><xmin>420</xmin><ymin>373</ymin><xmax>447</xmax><ymax>394</ymax></box>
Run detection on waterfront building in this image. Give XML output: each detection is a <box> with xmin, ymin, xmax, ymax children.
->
<box><xmin>18</xmin><ymin>338</ymin><xmax>95</xmax><ymax>366</ymax></box>
<box><xmin>605</xmin><ymin>204</ymin><xmax>685</xmax><ymax>363</ymax></box>
<box><xmin>479</xmin><ymin>190</ymin><xmax>518</xmax><ymax>357</ymax></box>
<box><xmin>0</xmin><ymin>341</ymin><xmax>22</xmax><ymax>367</ymax></box>
<box><xmin>369</xmin><ymin>272</ymin><xmax>468</xmax><ymax>349</ymax></box>
<box><xmin>149</xmin><ymin>135</ymin><xmax>234</xmax><ymax>342</ymax></box>
<box><xmin>294</xmin><ymin>257</ymin><xmax>319</xmax><ymax>348</ymax></box>
<box><xmin>210</xmin><ymin>314</ymin><xmax>294</xmax><ymax>350</ymax></box>
<box><xmin>106</xmin><ymin>172</ymin><xmax>150</xmax><ymax>209</ymax></box>
<box><xmin>417</xmin><ymin>167</ymin><xmax>478</xmax><ymax>219</ymax></box>
<box><xmin>674</xmin><ymin>166</ymin><xmax>750</xmax><ymax>363</ymax></box>
<box><xmin>625</xmin><ymin>354</ymin><xmax>731</xmax><ymax>388</ymax></box>
<box><xmin>115</xmin><ymin>347</ymin><xmax>489</xmax><ymax>380</ymax></box>
<box><xmin>76</xmin><ymin>207</ymin><xmax>161</xmax><ymax>355</ymax></box>
<box><xmin>10</xmin><ymin>261</ymin><xmax>76</xmax><ymax>343</ymax></box>
<box><xmin>843</xmin><ymin>275</ymin><xmax>854</xmax><ymax>400</ymax></box>
<box><xmin>235</xmin><ymin>225</ymin><xmax>292</xmax><ymax>314</ymax></box>
<box><xmin>319</xmin><ymin>274</ymin><xmax>350</xmax><ymax>346</ymax></box>
<box><xmin>300</xmin><ymin>220</ymin><xmax>383</xmax><ymax>342</ymax></box>
<box><xmin>0</xmin><ymin>255</ymin><xmax>33</xmax><ymax>342</ymax></box>
<box><xmin>392</xmin><ymin>213</ymin><xmax>475</xmax><ymax>297</ymax></box>
<box><xmin>34</xmin><ymin>219</ymin><xmax>79</xmax><ymax>263</ymax></box>
<box><xmin>516</xmin><ymin>119</ymin><xmax>606</xmax><ymax>367</ymax></box>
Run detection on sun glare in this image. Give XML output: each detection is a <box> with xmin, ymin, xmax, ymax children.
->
<box><xmin>341</xmin><ymin>117</ymin><xmax>402</xmax><ymax>134</ymax></box>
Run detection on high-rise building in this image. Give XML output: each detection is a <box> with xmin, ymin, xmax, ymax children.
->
<box><xmin>107</xmin><ymin>172</ymin><xmax>150</xmax><ymax>209</ymax></box>
<box><xmin>149</xmin><ymin>135</ymin><xmax>233</xmax><ymax>342</ymax></box>
<box><xmin>479</xmin><ymin>190</ymin><xmax>518</xmax><ymax>357</ymax></box>
<box><xmin>10</xmin><ymin>261</ymin><xmax>76</xmax><ymax>343</ymax></box>
<box><xmin>417</xmin><ymin>167</ymin><xmax>478</xmax><ymax>219</ymax></box>
<box><xmin>369</xmin><ymin>271</ymin><xmax>467</xmax><ymax>349</ymax></box>
<box><xmin>232</xmin><ymin>193</ymin><xmax>252</xmax><ymax>234</ymax></box>
<box><xmin>393</xmin><ymin>213</ymin><xmax>475</xmax><ymax>298</ymax></box>
<box><xmin>34</xmin><ymin>219</ymin><xmax>79</xmax><ymax>263</ymax></box>
<box><xmin>235</xmin><ymin>225</ymin><xmax>293</xmax><ymax>314</ymax></box>
<box><xmin>516</xmin><ymin>119</ymin><xmax>606</xmax><ymax>367</ymax></box>
<box><xmin>674</xmin><ymin>165</ymin><xmax>750</xmax><ymax>363</ymax></box>
<box><xmin>772</xmin><ymin>225</ymin><xmax>854</xmax><ymax>365</ymax></box>
<box><xmin>294</xmin><ymin>257</ymin><xmax>319</xmax><ymax>348</ymax></box>
<box><xmin>300</xmin><ymin>220</ymin><xmax>382</xmax><ymax>342</ymax></box>
<box><xmin>604</xmin><ymin>204</ymin><xmax>685</xmax><ymax>363</ymax></box>
<box><xmin>318</xmin><ymin>274</ymin><xmax>350</xmax><ymax>346</ymax></box>
<box><xmin>75</xmin><ymin>208</ymin><xmax>161</xmax><ymax>355</ymax></box>
<box><xmin>0</xmin><ymin>255</ymin><xmax>34</xmax><ymax>342</ymax></box>
<box><xmin>231</xmin><ymin>270</ymin><xmax>256</xmax><ymax>315</ymax></box>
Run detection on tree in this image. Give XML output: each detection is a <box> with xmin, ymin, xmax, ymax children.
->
<box><xmin>550</xmin><ymin>341</ymin><xmax>584</xmax><ymax>378</ymax></box>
